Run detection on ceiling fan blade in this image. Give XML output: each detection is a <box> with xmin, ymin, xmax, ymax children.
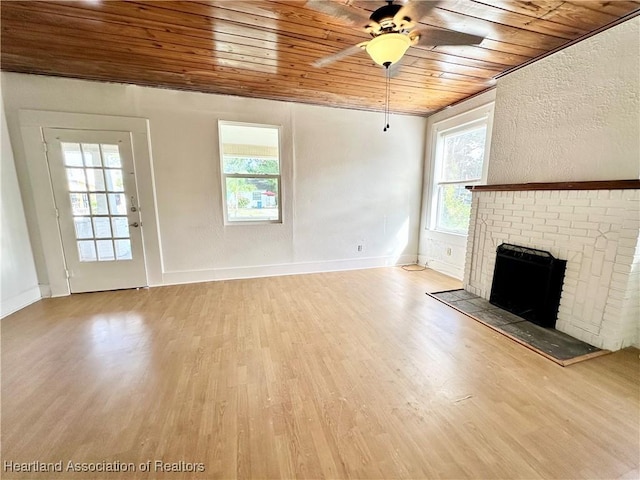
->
<box><xmin>306</xmin><ymin>0</ymin><xmax>371</xmax><ymax>27</ymax></box>
<box><xmin>312</xmin><ymin>44</ymin><xmax>365</xmax><ymax>68</ymax></box>
<box><xmin>414</xmin><ymin>28</ymin><xmax>484</xmax><ymax>46</ymax></box>
<box><xmin>394</xmin><ymin>0</ymin><xmax>439</xmax><ymax>25</ymax></box>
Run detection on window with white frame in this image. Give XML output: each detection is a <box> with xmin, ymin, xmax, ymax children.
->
<box><xmin>218</xmin><ymin>121</ymin><xmax>281</xmax><ymax>224</ymax></box>
<box><xmin>430</xmin><ymin>104</ymin><xmax>493</xmax><ymax>235</ymax></box>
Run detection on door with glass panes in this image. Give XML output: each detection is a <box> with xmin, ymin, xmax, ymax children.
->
<box><xmin>43</xmin><ymin>128</ymin><xmax>147</xmax><ymax>293</ymax></box>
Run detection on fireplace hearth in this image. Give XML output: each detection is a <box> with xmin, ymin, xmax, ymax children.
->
<box><xmin>489</xmin><ymin>243</ymin><xmax>566</xmax><ymax>328</ymax></box>
<box><xmin>427</xmin><ymin>288</ymin><xmax>603</xmax><ymax>365</ymax></box>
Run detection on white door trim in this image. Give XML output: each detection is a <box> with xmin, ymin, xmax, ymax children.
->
<box><xmin>19</xmin><ymin>110</ymin><xmax>162</xmax><ymax>297</ymax></box>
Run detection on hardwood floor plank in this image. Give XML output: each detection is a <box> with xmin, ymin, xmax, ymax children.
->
<box><xmin>2</xmin><ymin>267</ymin><xmax>638</xmax><ymax>479</ymax></box>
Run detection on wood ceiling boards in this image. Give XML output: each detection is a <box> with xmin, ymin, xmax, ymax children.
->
<box><xmin>2</xmin><ymin>1</ymin><xmax>639</xmax><ymax>116</ymax></box>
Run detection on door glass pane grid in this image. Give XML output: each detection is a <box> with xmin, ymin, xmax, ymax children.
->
<box><xmin>61</xmin><ymin>142</ymin><xmax>132</xmax><ymax>262</ymax></box>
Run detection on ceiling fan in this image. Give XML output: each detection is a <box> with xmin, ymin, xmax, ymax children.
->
<box><xmin>307</xmin><ymin>0</ymin><xmax>485</xmax><ymax>69</ymax></box>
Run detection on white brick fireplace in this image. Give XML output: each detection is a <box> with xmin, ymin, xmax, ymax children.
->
<box><xmin>463</xmin><ymin>182</ymin><xmax>640</xmax><ymax>351</ymax></box>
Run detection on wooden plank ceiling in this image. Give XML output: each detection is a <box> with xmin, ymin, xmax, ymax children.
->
<box><xmin>2</xmin><ymin>1</ymin><xmax>639</xmax><ymax>116</ymax></box>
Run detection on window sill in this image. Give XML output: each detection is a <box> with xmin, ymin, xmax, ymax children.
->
<box><xmin>224</xmin><ymin>220</ymin><xmax>282</xmax><ymax>226</ymax></box>
<box><xmin>430</xmin><ymin>228</ymin><xmax>468</xmax><ymax>237</ymax></box>
<box><xmin>424</xmin><ymin>229</ymin><xmax>469</xmax><ymax>245</ymax></box>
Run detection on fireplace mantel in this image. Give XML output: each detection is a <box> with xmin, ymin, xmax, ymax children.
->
<box><xmin>465</xmin><ymin>179</ymin><xmax>640</xmax><ymax>192</ymax></box>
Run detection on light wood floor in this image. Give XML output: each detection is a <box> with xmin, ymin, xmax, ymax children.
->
<box><xmin>2</xmin><ymin>267</ymin><xmax>638</xmax><ymax>479</ymax></box>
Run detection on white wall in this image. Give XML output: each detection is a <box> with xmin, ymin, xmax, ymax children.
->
<box><xmin>418</xmin><ymin>89</ymin><xmax>496</xmax><ymax>279</ymax></box>
<box><xmin>488</xmin><ymin>16</ymin><xmax>640</xmax><ymax>184</ymax></box>
<box><xmin>2</xmin><ymin>72</ymin><xmax>425</xmax><ymax>291</ymax></box>
<box><xmin>0</xmin><ymin>95</ymin><xmax>40</xmax><ymax>317</ymax></box>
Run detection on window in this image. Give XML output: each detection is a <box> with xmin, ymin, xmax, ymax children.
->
<box><xmin>218</xmin><ymin>122</ymin><xmax>281</xmax><ymax>224</ymax></box>
<box><xmin>430</xmin><ymin>105</ymin><xmax>493</xmax><ymax>235</ymax></box>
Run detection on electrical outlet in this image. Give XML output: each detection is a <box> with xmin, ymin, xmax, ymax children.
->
<box><xmin>446</xmin><ymin>247</ymin><xmax>452</xmax><ymax>256</ymax></box>
<box><xmin>357</xmin><ymin>245</ymin><xmax>363</xmax><ymax>252</ymax></box>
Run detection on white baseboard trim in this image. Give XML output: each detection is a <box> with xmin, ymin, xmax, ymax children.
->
<box><xmin>158</xmin><ymin>254</ymin><xmax>418</xmax><ymax>287</ymax></box>
<box><xmin>39</xmin><ymin>284</ymin><xmax>52</xmax><ymax>298</ymax></box>
<box><xmin>420</xmin><ymin>256</ymin><xmax>464</xmax><ymax>280</ymax></box>
<box><xmin>1</xmin><ymin>286</ymin><xmax>42</xmax><ymax>318</ymax></box>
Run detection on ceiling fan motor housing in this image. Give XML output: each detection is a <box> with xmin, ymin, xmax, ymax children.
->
<box><xmin>369</xmin><ymin>3</ymin><xmax>411</xmax><ymax>33</ymax></box>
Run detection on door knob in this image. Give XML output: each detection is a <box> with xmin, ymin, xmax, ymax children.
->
<box><xmin>129</xmin><ymin>222</ymin><xmax>139</xmax><ymax>228</ymax></box>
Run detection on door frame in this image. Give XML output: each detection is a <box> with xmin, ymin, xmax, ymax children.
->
<box><xmin>19</xmin><ymin>110</ymin><xmax>162</xmax><ymax>297</ymax></box>
<box><xmin>44</xmin><ymin>128</ymin><xmax>148</xmax><ymax>293</ymax></box>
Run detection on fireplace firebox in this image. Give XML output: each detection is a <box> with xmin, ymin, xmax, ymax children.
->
<box><xmin>489</xmin><ymin>243</ymin><xmax>566</xmax><ymax>328</ymax></box>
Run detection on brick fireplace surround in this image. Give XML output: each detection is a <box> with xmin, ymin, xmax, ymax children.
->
<box><xmin>463</xmin><ymin>180</ymin><xmax>640</xmax><ymax>351</ymax></box>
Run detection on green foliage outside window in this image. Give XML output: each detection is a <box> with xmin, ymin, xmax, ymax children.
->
<box><xmin>436</xmin><ymin>125</ymin><xmax>486</xmax><ymax>235</ymax></box>
<box><xmin>438</xmin><ymin>185</ymin><xmax>472</xmax><ymax>234</ymax></box>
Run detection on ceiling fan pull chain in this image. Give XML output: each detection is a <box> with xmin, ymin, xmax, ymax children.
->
<box><xmin>383</xmin><ymin>63</ymin><xmax>388</xmax><ymax>132</ymax></box>
<box><xmin>387</xmin><ymin>66</ymin><xmax>391</xmax><ymax>131</ymax></box>
<box><xmin>386</xmin><ymin>65</ymin><xmax>389</xmax><ymax>130</ymax></box>
<box><xmin>384</xmin><ymin>64</ymin><xmax>391</xmax><ymax>132</ymax></box>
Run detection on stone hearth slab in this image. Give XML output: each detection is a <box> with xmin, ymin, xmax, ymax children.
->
<box><xmin>428</xmin><ymin>289</ymin><xmax>607</xmax><ymax>366</ymax></box>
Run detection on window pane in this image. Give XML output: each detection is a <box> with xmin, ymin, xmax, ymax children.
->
<box><xmin>93</xmin><ymin>217</ymin><xmax>112</xmax><ymax>238</ymax></box>
<box><xmin>82</xmin><ymin>144</ymin><xmax>102</xmax><ymax>167</ymax></box>
<box><xmin>86</xmin><ymin>169</ymin><xmax>105</xmax><ymax>192</ymax></box>
<box><xmin>220</xmin><ymin>123</ymin><xmax>279</xmax><ymax>174</ymax></box>
<box><xmin>101</xmin><ymin>144</ymin><xmax>122</xmax><ymax>168</ymax></box>
<box><xmin>115</xmin><ymin>239</ymin><xmax>132</xmax><ymax>260</ymax></box>
<box><xmin>66</xmin><ymin>168</ymin><xmax>87</xmax><ymax>191</ymax></box>
<box><xmin>105</xmin><ymin>169</ymin><xmax>124</xmax><ymax>191</ymax></box>
<box><xmin>73</xmin><ymin>217</ymin><xmax>93</xmax><ymax>239</ymax></box>
<box><xmin>96</xmin><ymin>240</ymin><xmax>115</xmax><ymax>261</ymax></box>
<box><xmin>436</xmin><ymin>184</ymin><xmax>472</xmax><ymax>234</ymax></box>
<box><xmin>70</xmin><ymin>193</ymin><xmax>90</xmax><ymax>215</ymax></box>
<box><xmin>441</xmin><ymin>126</ymin><xmax>486</xmax><ymax>182</ymax></box>
<box><xmin>225</xmin><ymin>177</ymin><xmax>279</xmax><ymax>222</ymax></box>
<box><xmin>89</xmin><ymin>193</ymin><xmax>108</xmax><ymax>215</ymax></box>
<box><xmin>61</xmin><ymin>143</ymin><xmax>83</xmax><ymax>167</ymax></box>
<box><xmin>77</xmin><ymin>240</ymin><xmax>97</xmax><ymax>262</ymax></box>
<box><xmin>108</xmin><ymin>193</ymin><xmax>127</xmax><ymax>215</ymax></box>
<box><xmin>222</xmin><ymin>156</ymin><xmax>279</xmax><ymax>174</ymax></box>
<box><xmin>111</xmin><ymin>217</ymin><xmax>130</xmax><ymax>238</ymax></box>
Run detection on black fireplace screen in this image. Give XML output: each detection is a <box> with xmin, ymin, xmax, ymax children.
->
<box><xmin>489</xmin><ymin>243</ymin><xmax>567</xmax><ymax>328</ymax></box>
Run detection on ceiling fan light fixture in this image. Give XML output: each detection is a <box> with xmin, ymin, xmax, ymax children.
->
<box><xmin>365</xmin><ymin>33</ymin><xmax>411</xmax><ymax>67</ymax></box>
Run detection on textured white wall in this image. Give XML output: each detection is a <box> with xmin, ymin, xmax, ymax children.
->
<box><xmin>0</xmin><ymin>97</ymin><xmax>40</xmax><ymax>316</ymax></box>
<box><xmin>488</xmin><ymin>17</ymin><xmax>640</xmax><ymax>184</ymax></box>
<box><xmin>2</xmin><ymin>73</ymin><xmax>425</xmax><ymax>289</ymax></box>
<box><xmin>292</xmin><ymin>103</ymin><xmax>424</xmax><ymax>264</ymax></box>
